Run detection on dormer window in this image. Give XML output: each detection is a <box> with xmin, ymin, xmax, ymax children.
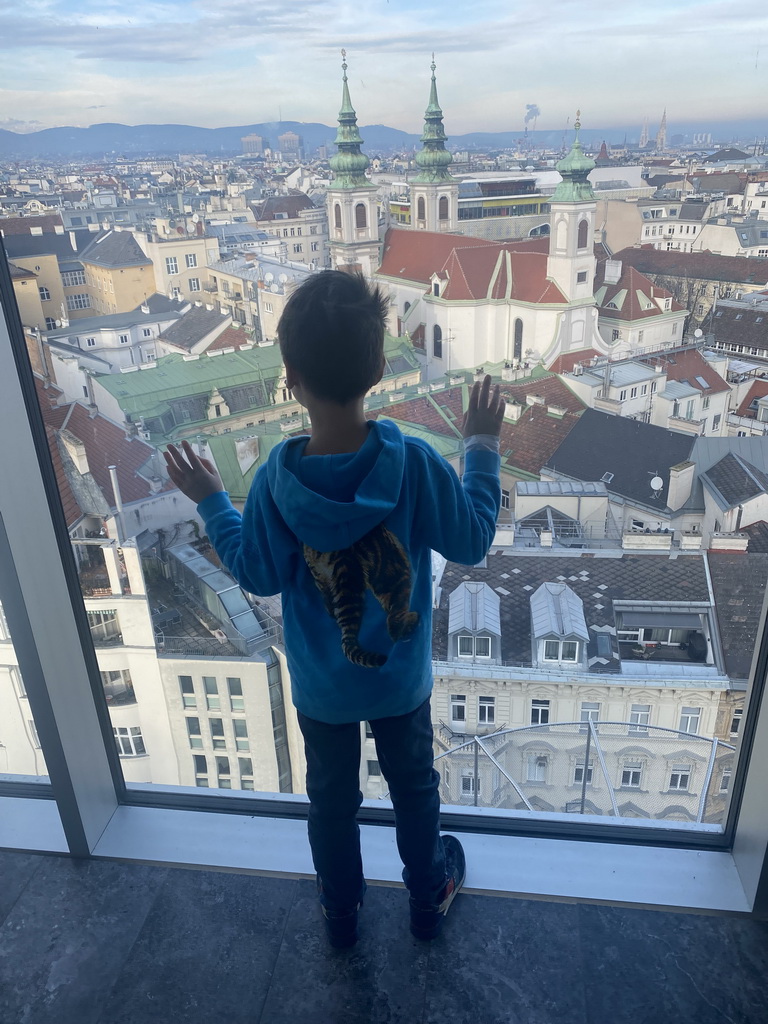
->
<box><xmin>544</xmin><ymin>640</ymin><xmax>579</xmax><ymax>662</ymax></box>
<box><xmin>458</xmin><ymin>635</ymin><xmax>491</xmax><ymax>658</ymax></box>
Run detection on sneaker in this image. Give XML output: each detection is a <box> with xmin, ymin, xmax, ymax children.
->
<box><xmin>317</xmin><ymin>876</ymin><xmax>363</xmax><ymax>949</ymax></box>
<box><xmin>409</xmin><ymin>834</ymin><xmax>466</xmax><ymax>940</ymax></box>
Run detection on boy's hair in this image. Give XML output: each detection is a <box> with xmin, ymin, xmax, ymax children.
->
<box><xmin>278</xmin><ymin>270</ymin><xmax>388</xmax><ymax>405</ymax></box>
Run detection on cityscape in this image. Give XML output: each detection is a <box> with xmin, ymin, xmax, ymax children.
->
<box><xmin>2</xmin><ymin>27</ymin><xmax>768</xmax><ymax>835</ymax></box>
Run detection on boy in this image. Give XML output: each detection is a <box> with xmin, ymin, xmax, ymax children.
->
<box><xmin>164</xmin><ymin>270</ymin><xmax>504</xmax><ymax>948</ymax></box>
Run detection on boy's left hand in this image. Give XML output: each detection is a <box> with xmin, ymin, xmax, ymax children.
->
<box><xmin>163</xmin><ymin>440</ymin><xmax>225</xmax><ymax>504</ymax></box>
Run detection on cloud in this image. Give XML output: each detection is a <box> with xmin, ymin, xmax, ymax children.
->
<box><xmin>0</xmin><ymin>117</ymin><xmax>44</xmax><ymax>133</ymax></box>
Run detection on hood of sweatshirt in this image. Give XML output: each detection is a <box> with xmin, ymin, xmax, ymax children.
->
<box><xmin>266</xmin><ymin>418</ymin><xmax>406</xmax><ymax>551</ymax></box>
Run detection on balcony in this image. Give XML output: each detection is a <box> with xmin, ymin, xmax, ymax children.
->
<box><xmin>1</xmin><ymin>846</ymin><xmax>766</xmax><ymax>1024</ymax></box>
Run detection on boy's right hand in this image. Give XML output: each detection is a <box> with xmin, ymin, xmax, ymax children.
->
<box><xmin>462</xmin><ymin>375</ymin><xmax>505</xmax><ymax>438</ymax></box>
<box><xmin>163</xmin><ymin>440</ymin><xmax>225</xmax><ymax>504</ymax></box>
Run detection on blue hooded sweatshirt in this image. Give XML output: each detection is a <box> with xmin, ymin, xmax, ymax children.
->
<box><xmin>197</xmin><ymin>419</ymin><xmax>500</xmax><ymax>724</ymax></box>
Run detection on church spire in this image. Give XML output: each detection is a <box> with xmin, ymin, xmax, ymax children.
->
<box><xmin>413</xmin><ymin>56</ymin><xmax>454</xmax><ymax>183</ymax></box>
<box><xmin>550</xmin><ymin>111</ymin><xmax>596</xmax><ymax>203</ymax></box>
<box><xmin>329</xmin><ymin>50</ymin><xmax>370</xmax><ymax>189</ymax></box>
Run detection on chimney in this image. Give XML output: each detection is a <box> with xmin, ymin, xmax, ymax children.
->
<box><xmin>69</xmin><ymin>230</ymin><xmax>78</xmax><ymax>252</ymax></box>
<box><xmin>60</xmin><ymin>431</ymin><xmax>89</xmax><ymax>475</ymax></box>
<box><xmin>604</xmin><ymin>259</ymin><xmax>622</xmax><ymax>285</ymax></box>
<box><xmin>504</xmin><ymin>402</ymin><xmax>522</xmax><ymax>423</ymax></box>
<box><xmin>667</xmin><ymin>460</ymin><xmax>695</xmax><ymax>511</ymax></box>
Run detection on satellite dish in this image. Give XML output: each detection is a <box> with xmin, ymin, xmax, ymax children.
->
<box><xmin>265</xmin><ymin>272</ymin><xmax>274</xmax><ymax>283</ymax></box>
<box><xmin>279</xmin><ymin>273</ymin><xmax>288</xmax><ymax>284</ymax></box>
<box><xmin>192</xmin><ymin>214</ymin><xmax>200</xmax><ymax>224</ymax></box>
<box><xmin>694</xmin><ymin>328</ymin><xmax>703</xmax><ymax>338</ymax></box>
<box><xmin>270</xmin><ymin>283</ymin><xmax>279</xmax><ymax>292</ymax></box>
<box><xmin>650</xmin><ymin>475</ymin><xmax>664</xmax><ymax>491</ymax></box>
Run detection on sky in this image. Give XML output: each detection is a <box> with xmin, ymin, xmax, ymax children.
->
<box><xmin>0</xmin><ymin>0</ymin><xmax>766</xmax><ymax>135</ymax></box>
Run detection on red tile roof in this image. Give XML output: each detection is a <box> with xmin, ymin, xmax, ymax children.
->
<box><xmin>596</xmin><ymin>264</ymin><xmax>686</xmax><ymax>322</ymax></box>
<box><xmin>378</xmin><ymin>228</ymin><xmax>566</xmax><ymax>305</ymax></box>
<box><xmin>0</xmin><ymin>214</ymin><xmax>64</xmax><ymax>235</ymax></box>
<box><xmin>736</xmin><ymin>380</ymin><xmax>768</xmax><ymax>417</ymax></box>
<box><xmin>206</xmin><ymin>326</ymin><xmax>250</xmax><ymax>351</ymax></box>
<box><xmin>498</xmin><ymin>403</ymin><xmax>582</xmax><ymax>476</ymax></box>
<box><xmin>645</xmin><ymin>347</ymin><xmax>730</xmax><ymax>396</ymax></box>
<box><xmin>614</xmin><ymin>246</ymin><xmax>768</xmax><ymax>286</ymax></box>
<box><xmin>34</xmin><ymin>376</ymin><xmax>171</xmax><ymax>527</ymax></box>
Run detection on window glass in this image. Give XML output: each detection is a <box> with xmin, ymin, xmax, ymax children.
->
<box><xmin>0</xmin><ymin>602</ymin><xmax>49</xmax><ymax>782</ymax></box>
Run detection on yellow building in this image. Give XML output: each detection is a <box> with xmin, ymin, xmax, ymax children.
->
<box><xmin>79</xmin><ymin>229</ymin><xmax>154</xmax><ymax>315</ymax></box>
<box><xmin>8</xmin><ymin>259</ymin><xmax>55</xmax><ymax>330</ymax></box>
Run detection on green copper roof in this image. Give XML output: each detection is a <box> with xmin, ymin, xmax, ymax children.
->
<box><xmin>413</xmin><ymin>58</ymin><xmax>455</xmax><ymax>184</ymax></box>
<box><xmin>329</xmin><ymin>52</ymin><xmax>373</xmax><ymax>189</ymax></box>
<box><xmin>551</xmin><ymin>112</ymin><xmax>596</xmax><ymax>203</ymax></box>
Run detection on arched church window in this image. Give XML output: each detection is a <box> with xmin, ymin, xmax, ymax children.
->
<box><xmin>417</xmin><ymin>196</ymin><xmax>426</xmax><ymax>222</ymax></box>
<box><xmin>514</xmin><ymin>318</ymin><xmax>523</xmax><ymax>361</ymax></box>
<box><xmin>577</xmin><ymin>219</ymin><xmax>589</xmax><ymax>249</ymax></box>
<box><xmin>433</xmin><ymin>324</ymin><xmax>443</xmax><ymax>359</ymax></box>
<box><xmin>438</xmin><ymin>196</ymin><xmax>449</xmax><ymax>220</ymax></box>
<box><xmin>355</xmin><ymin>203</ymin><xmax>367</xmax><ymax>229</ymax></box>
<box><xmin>334</xmin><ymin>203</ymin><xmax>342</xmax><ymax>230</ymax></box>
<box><xmin>404</xmin><ymin>301</ymin><xmax>411</xmax><ymax>315</ymax></box>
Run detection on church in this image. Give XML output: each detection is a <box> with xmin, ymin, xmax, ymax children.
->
<box><xmin>324</xmin><ymin>58</ymin><xmax>686</xmax><ymax>376</ymax></box>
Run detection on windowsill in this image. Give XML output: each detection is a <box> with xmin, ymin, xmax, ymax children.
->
<box><xmin>0</xmin><ymin>796</ymin><xmax>751</xmax><ymax>914</ymax></box>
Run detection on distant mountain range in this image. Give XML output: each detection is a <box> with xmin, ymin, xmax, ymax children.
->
<box><xmin>0</xmin><ymin>118</ymin><xmax>765</xmax><ymax>160</ymax></box>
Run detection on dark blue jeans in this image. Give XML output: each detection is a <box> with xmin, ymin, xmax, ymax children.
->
<box><xmin>297</xmin><ymin>697</ymin><xmax>447</xmax><ymax>911</ymax></box>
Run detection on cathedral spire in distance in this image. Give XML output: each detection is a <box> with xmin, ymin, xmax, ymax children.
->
<box><xmin>413</xmin><ymin>55</ymin><xmax>454</xmax><ymax>183</ymax></box>
<box><xmin>329</xmin><ymin>50</ymin><xmax>370</xmax><ymax>189</ymax></box>
<box><xmin>550</xmin><ymin>111</ymin><xmax>596</xmax><ymax>203</ymax></box>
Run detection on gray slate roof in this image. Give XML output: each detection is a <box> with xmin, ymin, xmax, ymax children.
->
<box><xmin>701</xmin><ymin>453</ymin><xmax>768</xmax><ymax>511</ymax></box>
<box><xmin>157</xmin><ymin>305</ymin><xmax>228</xmax><ymax>351</ymax></box>
<box><xmin>448</xmin><ymin>582</ymin><xmax>501</xmax><ymax>636</ymax></box>
<box><xmin>3</xmin><ymin>229</ymin><xmax>93</xmax><ymax>261</ymax></box>
<box><xmin>708</xmin><ymin>552</ymin><xmax>768</xmax><ymax>680</ymax></box>
<box><xmin>530</xmin><ymin>582</ymin><xmax>589</xmax><ymax>641</ymax></box>
<box><xmin>433</xmin><ymin>552</ymin><xmax>712</xmax><ymax>675</ymax></box>
<box><xmin>544</xmin><ymin>409</ymin><xmax>695</xmax><ymax>513</ymax></box>
<box><xmin>79</xmin><ymin>230</ymin><xmax>151</xmax><ymax>268</ymax></box>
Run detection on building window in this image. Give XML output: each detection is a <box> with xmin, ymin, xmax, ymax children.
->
<box><xmin>580</xmin><ymin>702</ymin><xmax>600</xmax><ymax>732</ymax></box>
<box><xmin>210</xmin><ymin>717</ymin><xmax>226</xmax><ymax>749</ymax></box>
<box><xmin>543</xmin><ymin>640</ymin><xmax>578</xmax><ymax>662</ymax></box>
<box><xmin>66</xmin><ymin>293</ymin><xmax>91</xmax><ymax>311</ymax></box>
<box><xmin>450</xmin><ymin>694</ymin><xmax>466</xmax><ymax>723</ymax></box>
<box><xmin>619</xmin><ymin>389</ymin><xmax>627</xmax><ymax>401</ymax></box>
<box><xmin>117</xmin><ymin>333</ymin><xmax>129</xmax><ymax>345</ymax></box>
<box><xmin>417</xmin><ymin>196</ymin><xmax>426</xmax><ymax>222</ymax></box>
<box><xmin>680</xmin><ymin>707</ymin><xmax>701</xmax><ymax>735</ymax></box>
<box><xmin>203</xmin><ymin>676</ymin><xmax>220</xmax><ymax>710</ymax></box>
<box><xmin>293</xmin><ymin>244</ymin><xmax>302</xmax><ymax>254</ymax></box>
<box><xmin>186</xmin><ymin>717</ymin><xmax>202</xmax><ymax>749</ymax></box>
<box><xmin>38</xmin><ymin>286</ymin><xmax>50</xmax><ymax>301</ymax></box>
<box><xmin>576</xmin><ymin>271</ymin><xmax>588</xmax><ymax>283</ymax></box>
<box><xmin>640</xmin><ymin>384</ymin><xmax>648</xmax><ymax>396</ymax></box>
<box><xmin>531</xmin><ymin>699</ymin><xmax>550</xmax><ymax>726</ymax></box>
<box><xmin>457</xmin><ymin>635</ymin><xmax>491</xmax><ymax>658</ymax></box>
<box><xmin>228</xmin><ymin>677</ymin><xmax>244</xmax><ymax>711</ymax></box>
<box><xmin>527</xmin><ymin>754</ymin><xmax>548</xmax><ymax>783</ymax></box>
<box><xmin>720</xmin><ymin>767</ymin><xmax>732</xmax><ymax>793</ymax></box>
<box><xmin>713</xmin><ymin>414</ymin><xmax>721</xmax><ymax>430</ymax></box>
<box><xmin>438</xmin><ymin>195</ymin><xmax>449</xmax><ymax>220</ymax></box>
<box><xmin>62</xmin><ymin>269</ymin><xmax>86</xmax><ymax>287</ymax></box>
<box><xmin>189</xmin><ymin>278</ymin><xmax>200</xmax><ymax>292</ymax></box>
<box><xmin>630</xmin><ymin>387</ymin><xmax>638</xmax><ymax>399</ymax></box>
<box><xmin>669</xmin><ymin>764</ymin><xmax>691</xmax><ymax>791</ymax></box>
<box><xmin>574</xmin><ymin>761</ymin><xmax>593</xmax><ymax>786</ymax></box>
<box><xmin>577</xmin><ymin>219</ymin><xmax>589</xmax><ymax>249</ymax></box>
<box><xmin>179</xmin><ymin>675</ymin><xmax>196</xmax><ymax>708</ymax></box>
<box><xmin>264</xmin><ymin>302</ymin><xmax>273</xmax><ymax>314</ymax></box>
<box><xmin>478</xmin><ymin>696</ymin><xmax>495</xmax><ymax>725</ymax></box>
<box><xmin>234</xmin><ymin>719</ymin><xmax>249</xmax><ymax>751</ymax></box>
<box><xmin>185</xmin><ymin>253</ymin><xmax>197</xmax><ymax>268</ymax></box>
<box><xmin>629</xmin><ymin>704</ymin><xmax>651</xmax><ymax>734</ymax></box>
<box><xmin>334</xmin><ymin>203</ymin><xmax>342</xmax><ymax>229</ymax></box>
<box><xmin>613</xmin><ymin>330</ymin><xmax>622</xmax><ymax>343</ymax></box>
<box><xmin>84</xmin><ymin>337</ymin><xmax>96</xmax><ymax>347</ymax></box>
<box><xmin>731</xmin><ymin>707</ymin><xmax>743</xmax><ymax>735</ymax></box>
<box><xmin>461</xmin><ymin>771</ymin><xmax>479</xmax><ymax>795</ymax></box>
<box><xmin>621</xmin><ymin>762</ymin><xmax>642</xmax><ymax>788</ymax></box>
<box><xmin>45</xmin><ymin>317</ymin><xmax>56</xmax><ymax>330</ymax></box>
<box><xmin>113</xmin><ymin>726</ymin><xmax>146</xmax><ymax>757</ymax></box>
<box><xmin>142</xmin><ymin>328</ymin><xmax>152</xmax><ymax>338</ymax></box>
<box><xmin>367</xmin><ymin>759</ymin><xmax>382</xmax><ymax>777</ymax></box>
<box><xmin>355</xmin><ymin>203</ymin><xmax>367</xmax><ymax>229</ymax></box>
<box><xmin>514</xmin><ymin>318</ymin><xmax>523</xmax><ymax>361</ymax></box>
<box><xmin>165</xmin><ymin>257</ymin><xmax>179</xmax><ymax>275</ymax></box>
<box><xmin>501</xmin><ymin>489</ymin><xmax>510</xmax><ymax>510</ymax></box>
<box><xmin>310</xmin><ymin>242</ymin><xmax>319</xmax><ymax>252</ymax></box>
<box><xmin>433</xmin><ymin>324</ymin><xmax>443</xmax><ymax>359</ymax></box>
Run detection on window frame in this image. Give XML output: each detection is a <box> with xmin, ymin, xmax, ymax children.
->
<box><xmin>1</xmin><ymin>248</ymin><xmax>768</xmax><ymax>915</ymax></box>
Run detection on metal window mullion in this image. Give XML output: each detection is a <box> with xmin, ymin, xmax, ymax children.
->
<box><xmin>0</xmin><ymin>263</ymin><xmax>120</xmax><ymax>855</ymax></box>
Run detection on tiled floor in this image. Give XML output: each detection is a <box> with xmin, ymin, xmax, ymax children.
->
<box><xmin>1</xmin><ymin>849</ymin><xmax>767</xmax><ymax>1024</ymax></box>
